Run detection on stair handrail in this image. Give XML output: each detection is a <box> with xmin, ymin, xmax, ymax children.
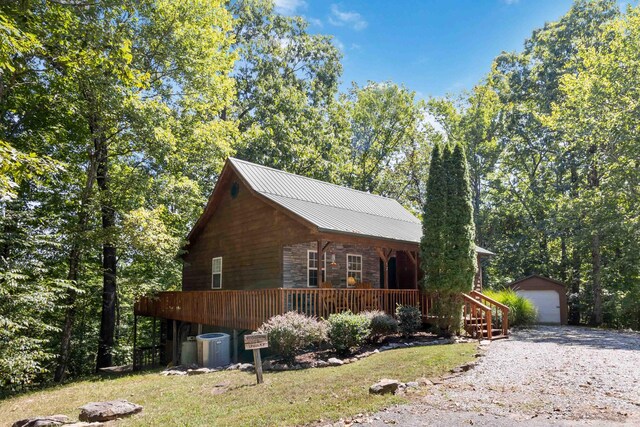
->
<box><xmin>470</xmin><ymin>290</ymin><xmax>509</xmax><ymax>336</ymax></box>
<box><xmin>461</xmin><ymin>293</ymin><xmax>493</xmax><ymax>340</ymax></box>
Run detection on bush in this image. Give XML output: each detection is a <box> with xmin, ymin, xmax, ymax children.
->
<box><xmin>484</xmin><ymin>289</ymin><xmax>537</xmax><ymax>327</ymax></box>
<box><xmin>361</xmin><ymin>310</ymin><xmax>398</xmax><ymax>341</ymax></box>
<box><xmin>326</xmin><ymin>311</ymin><xmax>370</xmax><ymax>355</ymax></box>
<box><xmin>396</xmin><ymin>304</ymin><xmax>422</xmax><ymax>337</ymax></box>
<box><xmin>257</xmin><ymin>312</ymin><xmax>327</xmax><ymax>362</ymax></box>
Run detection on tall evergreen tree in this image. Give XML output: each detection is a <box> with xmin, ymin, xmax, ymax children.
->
<box><xmin>421</xmin><ymin>143</ymin><xmax>476</xmax><ymax>335</ymax></box>
<box><xmin>445</xmin><ymin>144</ymin><xmax>477</xmax><ymax>292</ymax></box>
<box><xmin>421</xmin><ymin>144</ymin><xmax>446</xmax><ymax>290</ymax></box>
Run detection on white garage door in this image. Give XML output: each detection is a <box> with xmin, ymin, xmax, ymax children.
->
<box><xmin>515</xmin><ymin>290</ymin><xmax>561</xmax><ymax>324</ymax></box>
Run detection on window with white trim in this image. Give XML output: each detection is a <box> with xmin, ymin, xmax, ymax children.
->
<box><xmin>346</xmin><ymin>254</ymin><xmax>362</xmax><ymax>286</ymax></box>
<box><xmin>211</xmin><ymin>257</ymin><xmax>222</xmax><ymax>289</ymax></box>
<box><xmin>307</xmin><ymin>250</ymin><xmax>326</xmax><ymax>287</ymax></box>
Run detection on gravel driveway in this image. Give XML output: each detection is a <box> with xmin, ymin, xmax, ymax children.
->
<box><xmin>368</xmin><ymin>326</ymin><xmax>640</xmax><ymax>426</ymax></box>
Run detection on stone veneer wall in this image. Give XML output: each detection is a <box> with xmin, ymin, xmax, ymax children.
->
<box><xmin>283</xmin><ymin>241</ymin><xmax>384</xmax><ymax>288</ymax></box>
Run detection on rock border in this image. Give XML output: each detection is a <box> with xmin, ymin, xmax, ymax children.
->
<box><xmin>161</xmin><ymin>336</ymin><xmax>476</xmax><ymax>375</ymax></box>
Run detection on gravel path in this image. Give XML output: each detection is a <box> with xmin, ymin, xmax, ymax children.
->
<box><xmin>367</xmin><ymin>326</ymin><xmax>640</xmax><ymax>426</ymax></box>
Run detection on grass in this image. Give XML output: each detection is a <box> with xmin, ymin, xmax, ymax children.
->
<box><xmin>0</xmin><ymin>343</ymin><xmax>475</xmax><ymax>426</ymax></box>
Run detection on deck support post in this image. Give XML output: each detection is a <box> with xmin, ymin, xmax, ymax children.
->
<box><xmin>133</xmin><ymin>315</ymin><xmax>138</xmax><ymax>370</ymax></box>
<box><xmin>172</xmin><ymin>320</ymin><xmax>178</xmax><ymax>366</ymax></box>
<box><xmin>152</xmin><ymin>317</ymin><xmax>157</xmax><ymax>366</ymax></box>
<box><xmin>197</xmin><ymin>323</ymin><xmax>203</xmax><ymax>335</ymax></box>
<box><xmin>232</xmin><ymin>329</ymin><xmax>238</xmax><ymax>364</ymax></box>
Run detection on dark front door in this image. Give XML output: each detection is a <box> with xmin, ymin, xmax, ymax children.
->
<box><xmin>379</xmin><ymin>257</ymin><xmax>397</xmax><ymax>289</ymax></box>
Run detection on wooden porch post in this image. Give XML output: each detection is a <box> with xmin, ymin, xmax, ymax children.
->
<box><xmin>317</xmin><ymin>240</ymin><xmax>331</xmax><ymax>287</ymax></box>
<box><xmin>317</xmin><ymin>240</ymin><xmax>323</xmax><ymax>288</ymax></box>
<box><xmin>414</xmin><ymin>251</ymin><xmax>419</xmax><ymax>289</ymax></box>
<box><xmin>405</xmin><ymin>250</ymin><xmax>419</xmax><ymax>289</ymax></box>
<box><xmin>376</xmin><ymin>248</ymin><xmax>392</xmax><ymax>289</ymax></box>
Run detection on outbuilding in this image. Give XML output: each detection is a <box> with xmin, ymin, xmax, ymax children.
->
<box><xmin>507</xmin><ymin>275</ymin><xmax>568</xmax><ymax>325</ymax></box>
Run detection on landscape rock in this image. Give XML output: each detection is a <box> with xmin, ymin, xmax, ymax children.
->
<box><xmin>458</xmin><ymin>362</ymin><xmax>476</xmax><ymax>372</ymax></box>
<box><xmin>161</xmin><ymin>369</ymin><xmax>187</xmax><ymax>376</ymax></box>
<box><xmin>187</xmin><ymin>367</ymin><xmax>212</xmax><ymax>375</ymax></box>
<box><xmin>416</xmin><ymin>377</ymin><xmax>433</xmax><ymax>386</ymax></box>
<box><xmin>315</xmin><ymin>360</ymin><xmax>329</xmax><ymax>368</ymax></box>
<box><xmin>406</xmin><ymin>381</ymin><xmax>419</xmax><ymax>388</ymax></box>
<box><xmin>226</xmin><ymin>363</ymin><xmax>241</xmax><ymax>370</ymax></box>
<box><xmin>239</xmin><ymin>363</ymin><xmax>254</xmax><ymax>372</ymax></box>
<box><xmin>66</xmin><ymin>423</ymin><xmax>103</xmax><ymax>427</ymax></box>
<box><xmin>369</xmin><ymin>378</ymin><xmax>400</xmax><ymax>395</ymax></box>
<box><xmin>327</xmin><ymin>357</ymin><xmax>344</xmax><ymax>366</ymax></box>
<box><xmin>12</xmin><ymin>415</ymin><xmax>69</xmax><ymax>427</ymax></box>
<box><xmin>262</xmin><ymin>360</ymin><xmax>274</xmax><ymax>371</ymax></box>
<box><xmin>78</xmin><ymin>400</ymin><xmax>142</xmax><ymax>422</ymax></box>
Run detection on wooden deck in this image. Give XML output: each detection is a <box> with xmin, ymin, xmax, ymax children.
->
<box><xmin>134</xmin><ymin>288</ymin><xmax>433</xmax><ymax>331</ymax></box>
<box><xmin>134</xmin><ymin>288</ymin><xmax>509</xmax><ymax>339</ymax></box>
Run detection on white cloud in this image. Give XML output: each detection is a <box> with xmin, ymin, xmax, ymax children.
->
<box><xmin>328</xmin><ymin>4</ymin><xmax>368</xmax><ymax>31</ymax></box>
<box><xmin>307</xmin><ymin>17</ymin><xmax>323</xmax><ymax>28</ymax></box>
<box><xmin>274</xmin><ymin>0</ymin><xmax>307</xmax><ymax>15</ymax></box>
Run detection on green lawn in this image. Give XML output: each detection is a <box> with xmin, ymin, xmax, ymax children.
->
<box><xmin>0</xmin><ymin>344</ymin><xmax>475</xmax><ymax>426</ymax></box>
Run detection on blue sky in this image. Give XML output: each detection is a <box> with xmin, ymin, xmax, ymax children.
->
<box><xmin>274</xmin><ymin>0</ymin><xmax>576</xmax><ymax>97</ymax></box>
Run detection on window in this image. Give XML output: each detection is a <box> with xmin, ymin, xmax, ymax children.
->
<box><xmin>307</xmin><ymin>250</ymin><xmax>326</xmax><ymax>287</ymax></box>
<box><xmin>211</xmin><ymin>257</ymin><xmax>222</xmax><ymax>289</ymax></box>
<box><xmin>346</xmin><ymin>254</ymin><xmax>362</xmax><ymax>286</ymax></box>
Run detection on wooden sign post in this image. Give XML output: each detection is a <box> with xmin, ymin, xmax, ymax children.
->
<box><xmin>244</xmin><ymin>333</ymin><xmax>268</xmax><ymax>384</ymax></box>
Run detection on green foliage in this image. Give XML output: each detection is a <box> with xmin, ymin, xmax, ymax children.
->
<box><xmin>429</xmin><ymin>0</ymin><xmax>640</xmax><ymax>330</ymax></box>
<box><xmin>483</xmin><ymin>289</ymin><xmax>537</xmax><ymax>327</ymax></box>
<box><xmin>326</xmin><ymin>311</ymin><xmax>370</xmax><ymax>355</ymax></box>
<box><xmin>395</xmin><ymin>304</ymin><xmax>422</xmax><ymax>337</ymax></box>
<box><xmin>230</xmin><ymin>0</ymin><xmax>347</xmax><ymax>182</ymax></box>
<box><xmin>360</xmin><ymin>310</ymin><xmax>398</xmax><ymax>342</ymax></box>
<box><xmin>421</xmin><ymin>143</ymin><xmax>476</xmax><ymax>334</ymax></box>
<box><xmin>257</xmin><ymin>312</ymin><xmax>327</xmax><ymax>363</ymax></box>
<box><xmin>0</xmin><ymin>261</ymin><xmax>76</xmax><ymax>395</ymax></box>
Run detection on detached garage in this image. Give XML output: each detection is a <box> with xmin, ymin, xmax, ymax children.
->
<box><xmin>507</xmin><ymin>275</ymin><xmax>568</xmax><ymax>325</ymax></box>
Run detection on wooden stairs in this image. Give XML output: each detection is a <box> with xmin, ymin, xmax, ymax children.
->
<box><xmin>462</xmin><ymin>290</ymin><xmax>510</xmax><ymax>340</ymax></box>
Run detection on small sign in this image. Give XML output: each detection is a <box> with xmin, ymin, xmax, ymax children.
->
<box><xmin>244</xmin><ymin>333</ymin><xmax>268</xmax><ymax>350</ymax></box>
<box><xmin>244</xmin><ymin>334</ymin><xmax>268</xmax><ymax>384</ymax></box>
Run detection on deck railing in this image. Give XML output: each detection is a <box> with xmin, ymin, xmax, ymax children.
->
<box><xmin>133</xmin><ymin>344</ymin><xmax>164</xmax><ymax>371</ymax></box>
<box><xmin>134</xmin><ymin>289</ymin><xmax>438</xmax><ymax>330</ymax></box>
<box><xmin>470</xmin><ymin>290</ymin><xmax>509</xmax><ymax>336</ymax></box>
<box><xmin>134</xmin><ymin>288</ymin><xmax>506</xmax><ymax>338</ymax></box>
<box><xmin>462</xmin><ymin>293</ymin><xmax>493</xmax><ymax>339</ymax></box>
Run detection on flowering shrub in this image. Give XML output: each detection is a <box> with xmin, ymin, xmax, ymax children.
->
<box><xmin>360</xmin><ymin>310</ymin><xmax>398</xmax><ymax>341</ymax></box>
<box><xmin>257</xmin><ymin>312</ymin><xmax>327</xmax><ymax>362</ymax></box>
<box><xmin>326</xmin><ymin>311</ymin><xmax>370</xmax><ymax>355</ymax></box>
<box><xmin>395</xmin><ymin>304</ymin><xmax>422</xmax><ymax>337</ymax></box>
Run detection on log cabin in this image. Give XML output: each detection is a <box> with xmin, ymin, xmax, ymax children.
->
<box><xmin>181</xmin><ymin>157</ymin><xmax>493</xmax><ymax>292</ymax></box>
<box><xmin>133</xmin><ymin>158</ymin><xmax>508</xmax><ymax>368</ymax></box>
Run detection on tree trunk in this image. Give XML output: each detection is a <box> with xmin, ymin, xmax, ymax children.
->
<box><xmin>587</xmin><ymin>145</ymin><xmax>602</xmax><ymax>326</ymax></box>
<box><xmin>590</xmin><ymin>233</ymin><xmax>603</xmax><ymax>326</ymax></box>
<box><xmin>569</xmin><ymin>246</ymin><xmax>581</xmax><ymax>325</ymax></box>
<box><xmin>95</xmin><ymin>134</ymin><xmax>117</xmax><ymax>371</ymax></box>
<box><xmin>54</xmin><ymin>157</ymin><xmax>97</xmax><ymax>382</ymax></box>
